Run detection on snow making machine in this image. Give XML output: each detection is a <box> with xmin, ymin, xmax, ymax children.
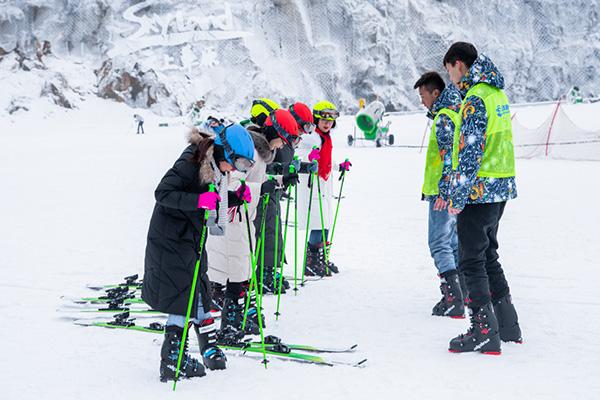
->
<box><xmin>349</xmin><ymin>100</ymin><xmax>394</xmax><ymax>147</ymax></box>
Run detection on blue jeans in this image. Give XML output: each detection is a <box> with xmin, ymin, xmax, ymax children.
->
<box><xmin>309</xmin><ymin>229</ymin><xmax>329</xmax><ymax>246</ymax></box>
<box><xmin>428</xmin><ymin>200</ymin><xmax>458</xmax><ymax>274</ymax></box>
<box><xmin>166</xmin><ymin>295</ymin><xmax>211</xmax><ymax>328</ymax></box>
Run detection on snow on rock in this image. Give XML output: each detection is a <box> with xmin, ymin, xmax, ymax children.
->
<box><xmin>1</xmin><ymin>0</ymin><xmax>599</xmax><ymax>116</ymax></box>
<box><xmin>95</xmin><ymin>59</ymin><xmax>181</xmax><ymax>116</ymax></box>
<box><xmin>0</xmin><ymin>48</ymin><xmax>92</xmax><ymax>116</ymax></box>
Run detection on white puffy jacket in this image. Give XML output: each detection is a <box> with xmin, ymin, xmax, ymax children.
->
<box><xmin>206</xmin><ymin>131</ymin><xmax>275</xmax><ymax>285</ymax></box>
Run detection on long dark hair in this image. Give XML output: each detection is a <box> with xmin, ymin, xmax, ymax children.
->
<box><xmin>189</xmin><ymin>128</ymin><xmax>214</xmax><ymax>165</ymax></box>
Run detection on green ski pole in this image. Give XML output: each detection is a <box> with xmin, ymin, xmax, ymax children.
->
<box><xmin>273</xmin><ymin>188</ymin><xmax>280</xmax><ymax>294</ymax></box>
<box><xmin>294</xmin><ymin>174</ymin><xmax>298</xmax><ymax>294</ymax></box>
<box><xmin>328</xmin><ymin>164</ymin><xmax>348</xmax><ymax>258</ymax></box>
<box><xmin>257</xmin><ymin>192</ymin><xmax>269</xmax><ymax>367</ymax></box>
<box><xmin>315</xmin><ymin>169</ymin><xmax>330</xmax><ymax>276</ymax></box>
<box><xmin>300</xmin><ymin>166</ymin><xmax>316</xmax><ymax>286</ymax></box>
<box><xmin>242</xmin><ymin>186</ymin><xmax>269</xmax><ymax>331</ymax></box>
<box><xmin>173</xmin><ymin>183</ymin><xmax>214</xmax><ymax>391</ymax></box>
<box><xmin>275</xmin><ymin>174</ymin><xmax>293</xmax><ymax>319</ymax></box>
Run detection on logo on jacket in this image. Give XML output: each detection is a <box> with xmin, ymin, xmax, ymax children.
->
<box><xmin>496</xmin><ymin>104</ymin><xmax>510</xmax><ymax>118</ymax></box>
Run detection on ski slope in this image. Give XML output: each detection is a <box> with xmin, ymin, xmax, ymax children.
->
<box><xmin>1</xmin><ymin>99</ymin><xmax>599</xmax><ymax>399</ymax></box>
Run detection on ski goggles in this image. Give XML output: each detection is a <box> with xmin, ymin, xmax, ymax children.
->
<box><xmin>301</xmin><ymin>122</ymin><xmax>316</xmax><ymax>134</ymax></box>
<box><xmin>314</xmin><ymin>109</ymin><xmax>339</xmax><ymax>121</ymax></box>
<box><xmin>231</xmin><ymin>156</ymin><xmax>255</xmax><ymax>173</ymax></box>
<box><xmin>271</xmin><ymin>112</ymin><xmax>301</xmax><ymax>147</ymax></box>
<box><xmin>206</xmin><ymin>116</ymin><xmax>222</xmax><ymax>128</ymax></box>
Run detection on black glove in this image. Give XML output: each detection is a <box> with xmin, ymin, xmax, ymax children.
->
<box><xmin>299</xmin><ymin>161</ymin><xmax>318</xmax><ymax>174</ymax></box>
<box><xmin>261</xmin><ymin>179</ymin><xmax>277</xmax><ymax>195</ymax></box>
<box><xmin>282</xmin><ymin>170</ymin><xmax>299</xmax><ymax>187</ymax></box>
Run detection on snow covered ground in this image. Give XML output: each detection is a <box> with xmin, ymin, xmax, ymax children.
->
<box><xmin>1</xmin><ymin>99</ymin><xmax>599</xmax><ymax>399</ymax></box>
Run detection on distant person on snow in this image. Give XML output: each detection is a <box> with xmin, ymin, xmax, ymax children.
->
<box><xmin>443</xmin><ymin>42</ymin><xmax>522</xmax><ymax>354</ymax></box>
<box><xmin>134</xmin><ymin>114</ymin><xmax>144</xmax><ymax>134</ymax></box>
<box><xmin>141</xmin><ymin>123</ymin><xmax>255</xmax><ymax>381</ymax></box>
<box><xmin>413</xmin><ymin>71</ymin><xmax>466</xmax><ymax>319</ymax></box>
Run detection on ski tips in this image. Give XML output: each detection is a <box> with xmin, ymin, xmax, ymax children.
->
<box><xmin>354</xmin><ymin>358</ymin><xmax>368</xmax><ymax>367</ymax></box>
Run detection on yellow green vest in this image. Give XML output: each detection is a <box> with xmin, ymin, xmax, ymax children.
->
<box><xmin>452</xmin><ymin>83</ymin><xmax>516</xmax><ymax>178</ymax></box>
<box><xmin>422</xmin><ymin>108</ymin><xmax>461</xmax><ymax>196</ymax></box>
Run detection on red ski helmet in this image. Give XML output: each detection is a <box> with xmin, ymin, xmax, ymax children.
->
<box><xmin>265</xmin><ymin>109</ymin><xmax>300</xmax><ymax>146</ymax></box>
<box><xmin>289</xmin><ymin>102</ymin><xmax>315</xmax><ymax>134</ymax></box>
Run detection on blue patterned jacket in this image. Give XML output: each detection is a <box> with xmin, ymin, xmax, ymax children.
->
<box><xmin>423</xmin><ymin>85</ymin><xmax>462</xmax><ymax>202</ymax></box>
<box><xmin>449</xmin><ymin>55</ymin><xmax>518</xmax><ymax>210</ymax></box>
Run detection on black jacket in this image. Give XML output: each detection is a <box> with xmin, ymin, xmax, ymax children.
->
<box><xmin>142</xmin><ymin>135</ymin><xmax>217</xmax><ymax>317</ymax></box>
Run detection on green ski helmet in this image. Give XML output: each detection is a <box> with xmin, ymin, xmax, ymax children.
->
<box><xmin>313</xmin><ymin>100</ymin><xmax>339</xmax><ymax>128</ymax></box>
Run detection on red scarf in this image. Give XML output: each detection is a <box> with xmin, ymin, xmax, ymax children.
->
<box><xmin>316</xmin><ymin>128</ymin><xmax>333</xmax><ymax>181</ymax></box>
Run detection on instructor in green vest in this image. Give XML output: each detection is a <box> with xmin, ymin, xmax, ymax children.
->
<box><xmin>443</xmin><ymin>42</ymin><xmax>522</xmax><ymax>354</ymax></box>
<box><xmin>414</xmin><ymin>71</ymin><xmax>466</xmax><ymax>319</ymax></box>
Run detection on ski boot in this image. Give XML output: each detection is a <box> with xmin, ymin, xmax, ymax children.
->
<box><xmin>323</xmin><ymin>242</ymin><xmax>339</xmax><ymax>273</ymax></box>
<box><xmin>221</xmin><ymin>295</ymin><xmax>261</xmax><ymax>336</ymax></box>
<box><xmin>160</xmin><ymin>325</ymin><xmax>205</xmax><ymax>382</ymax></box>
<box><xmin>315</xmin><ymin>243</ymin><xmax>333</xmax><ymax>276</ymax></box>
<box><xmin>275</xmin><ymin>271</ymin><xmax>291</xmax><ymax>290</ymax></box>
<box><xmin>216</xmin><ymin>325</ymin><xmax>246</xmax><ymax>347</ymax></box>
<box><xmin>432</xmin><ymin>272</ymin><xmax>465</xmax><ymax>318</ymax></box>
<box><xmin>244</xmin><ymin>290</ymin><xmax>266</xmax><ymax>333</ymax></box>
<box><xmin>304</xmin><ymin>243</ymin><xmax>328</xmax><ymax>277</ymax></box>
<box><xmin>259</xmin><ymin>266</ymin><xmax>286</xmax><ymax>295</ymax></box>
<box><xmin>449</xmin><ymin>303</ymin><xmax>501</xmax><ymax>355</ymax></box>
<box><xmin>209</xmin><ymin>281</ymin><xmax>225</xmax><ymax>316</ymax></box>
<box><xmin>492</xmin><ymin>294</ymin><xmax>523</xmax><ymax>343</ymax></box>
<box><xmin>194</xmin><ymin>317</ymin><xmax>227</xmax><ymax>370</ymax></box>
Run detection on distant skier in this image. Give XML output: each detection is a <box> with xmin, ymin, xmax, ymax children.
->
<box><xmin>141</xmin><ymin>123</ymin><xmax>255</xmax><ymax>381</ymax></box>
<box><xmin>133</xmin><ymin>114</ymin><xmax>144</xmax><ymax>134</ymax></box>
<box><xmin>443</xmin><ymin>42</ymin><xmax>522</xmax><ymax>354</ymax></box>
<box><xmin>413</xmin><ymin>71</ymin><xmax>465</xmax><ymax>319</ymax></box>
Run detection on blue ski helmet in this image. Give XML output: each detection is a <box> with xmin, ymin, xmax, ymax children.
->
<box><xmin>213</xmin><ymin>123</ymin><xmax>255</xmax><ymax>172</ymax></box>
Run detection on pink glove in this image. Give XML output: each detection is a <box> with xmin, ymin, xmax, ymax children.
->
<box><xmin>236</xmin><ymin>184</ymin><xmax>252</xmax><ymax>203</ymax></box>
<box><xmin>197</xmin><ymin>191</ymin><xmax>221</xmax><ymax>210</ymax></box>
<box><xmin>308</xmin><ymin>148</ymin><xmax>320</xmax><ymax>162</ymax></box>
<box><xmin>339</xmin><ymin>160</ymin><xmax>352</xmax><ymax>172</ymax></box>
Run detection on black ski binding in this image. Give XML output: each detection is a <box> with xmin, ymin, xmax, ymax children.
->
<box><xmin>264</xmin><ymin>335</ymin><xmax>282</xmax><ymax>345</ymax></box>
<box><xmin>148</xmin><ymin>322</ymin><xmax>165</xmax><ymax>331</ymax></box>
<box><xmin>107</xmin><ymin>311</ymin><xmax>135</xmax><ymax>327</ymax></box>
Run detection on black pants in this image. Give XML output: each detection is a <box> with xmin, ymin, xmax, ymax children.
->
<box><xmin>457</xmin><ymin>202</ymin><xmax>510</xmax><ymax>308</ymax></box>
<box><xmin>137</xmin><ymin>122</ymin><xmax>144</xmax><ymax>134</ymax></box>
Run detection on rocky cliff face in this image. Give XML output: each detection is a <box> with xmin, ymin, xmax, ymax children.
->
<box><xmin>1</xmin><ymin>0</ymin><xmax>599</xmax><ymax>116</ymax></box>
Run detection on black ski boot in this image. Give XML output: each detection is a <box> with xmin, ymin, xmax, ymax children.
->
<box><xmin>160</xmin><ymin>325</ymin><xmax>205</xmax><ymax>382</ymax></box>
<box><xmin>304</xmin><ymin>243</ymin><xmax>327</xmax><ymax>277</ymax></box>
<box><xmin>194</xmin><ymin>318</ymin><xmax>227</xmax><ymax>370</ymax></box>
<box><xmin>324</xmin><ymin>242</ymin><xmax>339</xmax><ymax>273</ymax></box>
<box><xmin>315</xmin><ymin>243</ymin><xmax>333</xmax><ymax>276</ymax></box>
<box><xmin>449</xmin><ymin>303</ymin><xmax>501</xmax><ymax>355</ymax></box>
<box><xmin>221</xmin><ymin>295</ymin><xmax>261</xmax><ymax>335</ymax></box>
<box><xmin>209</xmin><ymin>281</ymin><xmax>225</xmax><ymax>316</ymax></box>
<box><xmin>259</xmin><ymin>265</ymin><xmax>286</xmax><ymax>294</ymax></box>
<box><xmin>244</xmin><ymin>291</ymin><xmax>265</xmax><ymax>333</ymax></box>
<box><xmin>275</xmin><ymin>271</ymin><xmax>291</xmax><ymax>290</ymax></box>
<box><xmin>432</xmin><ymin>272</ymin><xmax>465</xmax><ymax>319</ymax></box>
<box><xmin>493</xmin><ymin>294</ymin><xmax>523</xmax><ymax>343</ymax></box>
